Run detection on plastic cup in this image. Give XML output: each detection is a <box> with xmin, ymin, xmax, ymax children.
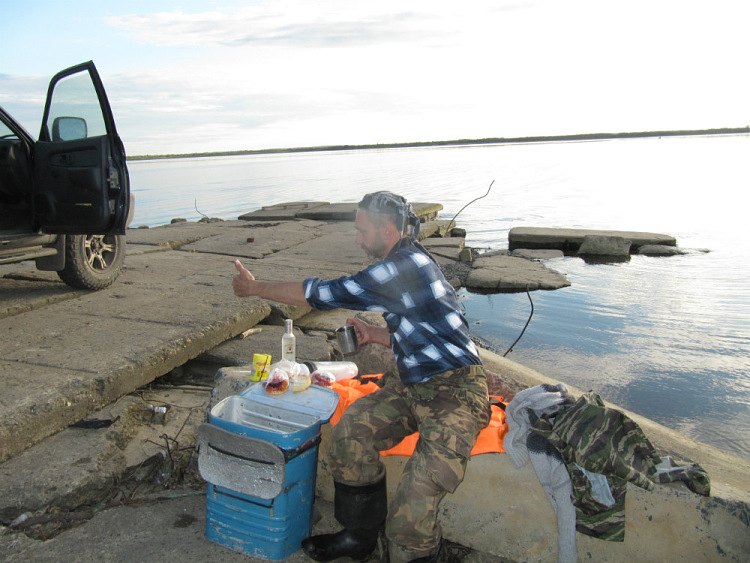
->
<box><xmin>251</xmin><ymin>353</ymin><xmax>272</xmax><ymax>381</ymax></box>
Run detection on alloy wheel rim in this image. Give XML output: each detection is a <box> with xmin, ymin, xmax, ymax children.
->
<box><xmin>84</xmin><ymin>235</ymin><xmax>115</xmax><ymax>271</ymax></box>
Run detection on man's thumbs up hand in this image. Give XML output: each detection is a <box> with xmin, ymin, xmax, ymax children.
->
<box><xmin>233</xmin><ymin>259</ymin><xmax>256</xmax><ymax>296</ymax></box>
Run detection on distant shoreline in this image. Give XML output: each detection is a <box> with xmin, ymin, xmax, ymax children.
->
<box><xmin>128</xmin><ymin>126</ymin><xmax>750</xmax><ymax>161</ymax></box>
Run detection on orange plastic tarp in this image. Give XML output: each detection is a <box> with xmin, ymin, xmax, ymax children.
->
<box><xmin>329</xmin><ymin>376</ymin><xmax>507</xmax><ymax>457</ymax></box>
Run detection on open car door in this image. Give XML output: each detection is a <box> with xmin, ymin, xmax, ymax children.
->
<box><xmin>33</xmin><ymin>61</ymin><xmax>130</xmax><ymax>234</ymax></box>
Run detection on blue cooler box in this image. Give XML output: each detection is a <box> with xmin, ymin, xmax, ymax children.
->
<box><xmin>198</xmin><ymin>382</ymin><xmax>338</xmax><ymax>560</ymax></box>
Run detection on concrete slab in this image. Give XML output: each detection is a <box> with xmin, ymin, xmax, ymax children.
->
<box><xmin>296</xmin><ymin>308</ymin><xmax>387</xmax><ymax>332</ymax></box>
<box><xmin>508</xmin><ymin>227</ymin><xmax>676</xmax><ymax>252</ymax></box>
<box><xmin>261</xmin><ymin>201</ymin><xmax>330</xmax><ymax>210</ymax></box>
<box><xmin>125</xmin><ymin>221</ymin><xmax>235</xmax><ymax>248</ymax></box>
<box><xmin>181</xmin><ymin>219</ymin><xmax>325</xmax><ymax>259</ymax></box>
<box><xmin>296</xmin><ymin>202</ymin><xmax>359</xmax><ymax>221</ymax></box>
<box><xmin>418</xmin><ymin>219</ymin><xmax>455</xmax><ymax>239</ymax></box>
<box><xmin>0</xmin><ymin>312</ymin><xmax>265</xmax><ymax>464</ymax></box>
<box><xmin>263</xmin><ymin>302</ymin><xmax>313</xmax><ymax>325</ymax></box>
<box><xmin>266</xmin><ymin>225</ymin><xmax>372</xmax><ymax>274</ymax></box>
<box><xmin>292</xmin><ymin>201</ymin><xmax>443</xmax><ymax>223</ymax></box>
<box><xmin>0</xmin><ymin>389</ymin><xmax>207</xmax><ymax>523</ymax></box>
<box><xmin>0</xmin><ymin>276</ymin><xmax>80</xmax><ymax>320</ymax></box>
<box><xmin>466</xmin><ymin>253</ymin><xmax>571</xmax><ymax>292</ymax></box>
<box><xmin>577</xmin><ymin>234</ymin><xmax>632</xmax><ymax>257</ymax></box>
<box><xmin>421</xmin><ymin>238</ymin><xmax>465</xmax><ymax>261</ymax></box>
<box><xmin>412</xmin><ymin>202</ymin><xmax>444</xmax><ymax>222</ymax></box>
<box><xmin>0</xmin><ymin>490</ymin><xmax>311</xmax><ymax>562</ymax></box>
<box><xmin>235</xmin><ymin>253</ymin><xmax>355</xmax><ymax>285</ymax></box>
<box><xmin>0</xmin><ymin>362</ymin><xmax>110</xmax><ymax>466</ymax></box>
<box><xmin>430</xmin><ymin>246</ymin><xmax>463</xmax><ymax>261</ymax></box>
<box><xmin>238</xmin><ymin>201</ymin><xmax>329</xmax><ymax>221</ymax></box>
<box><xmin>0</xmin><ymin>489</ymin><xmax>508</xmax><ymax>562</ymax></box>
<box><xmin>0</xmin><ymin>259</ymin><xmax>61</xmax><ymax>279</ymax></box>
<box><xmin>125</xmin><ymin>243</ymin><xmax>173</xmax><ymax>256</ymax></box>
<box><xmin>637</xmin><ymin>244</ymin><xmax>688</xmax><ymax>256</ymax></box>
<box><xmin>195</xmin><ymin>324</ymin><xmax>333</xmax><ymax>367</ymax></box>
<box><xmin>0</xmin><ymin>250</ymin><xmax>272</xmax><ymax>462</ymax></box>
<box><xmin>207</xmin><ymin>366</ymin><xmax>255</xmax><ymax>406</ymax></box>
<box><xmin>510</xmin><ymin>249</ymin><xmax>565</xmax><ymax>260</ymax></box>
<box><xmin>421</xmin><ymin>236</ymin><xmax>464</xmax><ymax>248</ymax></box>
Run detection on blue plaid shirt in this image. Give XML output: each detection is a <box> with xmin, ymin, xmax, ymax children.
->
<box><xmin>303</xmin><ymin>240</ymin><xmax>481</xmax><ymax>384</ymax></box>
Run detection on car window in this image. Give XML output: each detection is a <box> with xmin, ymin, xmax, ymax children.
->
<box><xmin>0</xmin><ymin>118</ymin><xmax>19</xmax><ymax>140</ymax></box>
<box><xmin>44</xmin><ymin>71</ymin><xmax>107</xmax><ymax>141</ymax></box>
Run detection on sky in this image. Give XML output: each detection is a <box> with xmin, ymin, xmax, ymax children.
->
<box><xmin>1</xmin><ymin>0</ymin><xmax>748</xmax><ymax>156</ymax></box>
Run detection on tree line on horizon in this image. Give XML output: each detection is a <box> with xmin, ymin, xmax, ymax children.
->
<box><xmin>128</xmin><ymin>126</ymin><xmax>750</xmax><ymax>161</ymax></box>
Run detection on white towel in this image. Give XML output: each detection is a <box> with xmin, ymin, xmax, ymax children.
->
<box><xmin>504</xmin><ymin>383</ymin><xmax>571</xmax><ymax>468</ymax></box>
<box><xmin>503</xmin><ymin>383</ymin><xmax>577</xmax><ymax>563</ymax></box>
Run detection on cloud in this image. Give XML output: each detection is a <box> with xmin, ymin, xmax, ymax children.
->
<box><xmin>0</xmin><ymin>75</ymin><xmax>52</xmax><ymax>134</ymax></box>
<box><xmin>8</xmin><ymin>0</ymin><xmax>747</xmax><ymax>154</ymax></box>
<box><xmin>107</xmin><ymin>69</ymin><xmax>442</xmax><ymax>154</ymax></box>
<box><xmin>106</xmin><ymin>4</ymin><xmax>439</xmax><ymax>49</ymax></box>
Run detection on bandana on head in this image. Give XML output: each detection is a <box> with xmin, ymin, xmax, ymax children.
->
<box><xmin>358</xmin><ymin>191</ymin><xmax>421</xmax><ymax>241</ymax></box>
<box><xmin>358</xmin><ymin>191</ymin><xmax>436</xmax><ymax>262</ymax></box>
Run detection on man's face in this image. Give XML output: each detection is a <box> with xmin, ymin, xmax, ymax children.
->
<box><xmin>355</xmin><ymin>210</ymin><xmax>390</xmax><ymax>259</ymax></box>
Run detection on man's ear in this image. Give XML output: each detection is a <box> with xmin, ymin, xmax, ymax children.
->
<box><xmin>384</xmin><ymin>221</ymin><xmax>400</xmax><ymax>241</ymax></box>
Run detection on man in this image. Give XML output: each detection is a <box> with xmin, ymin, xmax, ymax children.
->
<box><xmin>232</xmin><ymin>191</ymin><xmax>489</xmax><ymax>563</ymax></box>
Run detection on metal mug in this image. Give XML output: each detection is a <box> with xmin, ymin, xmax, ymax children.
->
<box><xmin>335</xmin><ymin>325</ymin><xmax>358</xmax><ymax>355</ymax></box>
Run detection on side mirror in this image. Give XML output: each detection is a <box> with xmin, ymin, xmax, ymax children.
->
<box><xmin>51</xmin><ymin>116</ymin><xmax>88</xmax><ymax>142</ymax></box>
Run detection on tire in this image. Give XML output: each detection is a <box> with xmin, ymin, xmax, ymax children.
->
<box><xmin>57</xmin><ymin>234</ymin><xmax>126</xmax><ymax>290</ymax></box>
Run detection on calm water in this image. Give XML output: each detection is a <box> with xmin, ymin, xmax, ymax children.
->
<box><xmin>128</xmin><ymin>135</ymin><xmax>750</xmax><ymax>459</ymax></box>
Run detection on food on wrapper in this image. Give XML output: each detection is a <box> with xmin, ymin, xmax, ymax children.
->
<box><xmin>264</xmin><ymin>360</ymin><xmax>313</xmax><ymax>393</ymax></box>
<box><xmin>269</xmin><ymin>359</ymin><xmax>296</xmax><ymax>374</ymax></box>
<box><xmin>303</xmin><ymin>361</ymin><xmax>357</xmax><ymax>381</ymax></box>
<box><xmin>311</xmin><ymin>370</ymin><xmax>336</xmax><ymax>388</ymax></box>
<box><xmin>291</xmin><ymin>372</ymin><xmax>312</xmax><ymax>393</ymax></box>
<box><xmin>264</xmin><ymin>367</ymin><xmax>290</xmax><ymax>394</ymax></box>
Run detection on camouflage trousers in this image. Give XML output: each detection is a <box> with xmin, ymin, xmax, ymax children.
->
<box><xmin>326</xmin><ymin>365</ymin><xmax>490</xmax><ymax>561</ymax></box>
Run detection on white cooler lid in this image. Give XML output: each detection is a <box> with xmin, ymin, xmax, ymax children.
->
<box><xmin>240</xmin><ymin>381</ymin><xmax>339</xmax><ymax>423</ymax></box>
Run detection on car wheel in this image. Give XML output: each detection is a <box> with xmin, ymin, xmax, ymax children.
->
<box><xmin>57</xmin><ymin>234</ymin><xmax>126</xmax><ymax>290</ymax></box>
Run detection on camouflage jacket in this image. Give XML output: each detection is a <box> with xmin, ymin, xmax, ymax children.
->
<box><xmin>532</xmin><ymin>392</ymin><xmax>711</xmax><ymax>541</ymax></box>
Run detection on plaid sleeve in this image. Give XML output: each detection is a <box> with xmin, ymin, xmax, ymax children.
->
<box><xmin>303</xmin><ymin>260</ymin><xmax>405</xmax><ymax>313</ymax></box>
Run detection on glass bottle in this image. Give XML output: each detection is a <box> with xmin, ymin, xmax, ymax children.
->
<box><xmin>281</xmin><ymin>318</ymin><xmax>296</xmax><ymax>363</ymax></box>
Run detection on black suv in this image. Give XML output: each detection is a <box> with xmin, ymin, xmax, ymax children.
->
<box><xmin>0</xmin><ymin>61</ymin><xmax>132</xmax><ymax>290</ymax></box>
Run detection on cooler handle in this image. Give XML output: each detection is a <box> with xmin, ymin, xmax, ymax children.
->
<box><xmin>283</xmin><ymin>434</ymin><xmax>322</xmax><ymax>462</ymax></box>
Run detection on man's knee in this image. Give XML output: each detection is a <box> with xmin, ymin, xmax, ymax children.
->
<box><xmin>326</xmin><ymin>412</ymin><xmax>385</xmax><ymax>484</ymax></box>
<box><xmin>327</xmin><ymin>410</ymin><xmax>374</xmax><ymax>457</ymax></box>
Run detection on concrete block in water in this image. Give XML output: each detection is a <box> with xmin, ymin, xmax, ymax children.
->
<box><xmin>577</xmin><ymin>235</ymin><xmax>632</xmax><ymax>257</ymax></box>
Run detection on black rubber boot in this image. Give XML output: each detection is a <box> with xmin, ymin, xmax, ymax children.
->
<box><xmin>302</xmin><ymin>477</ymin><xmax>387</xmax><ymax>562</ymax></box>
<box><xmin>302</xmin><ymin>528</ymin><xmax>380</xmax><ymax>562</ymax></box>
